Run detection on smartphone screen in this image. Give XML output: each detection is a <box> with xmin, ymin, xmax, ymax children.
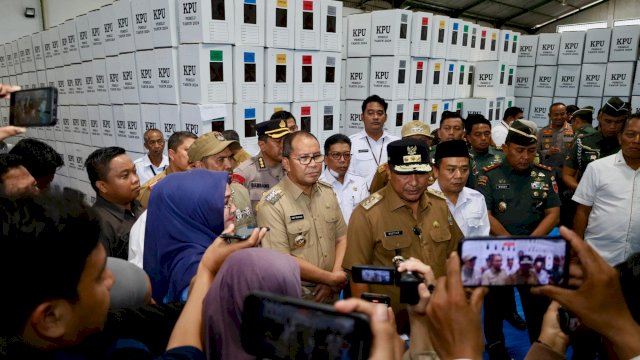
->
<box><xmin>361</xmin><ymin>292</ymin><xmax>391</xmax><ymax>306</ymax></box>
<box><xmin>351</xmin><ymin>265</ymin><xmax>395</xmax><ymax>285</ymax></box>
<box><xmin>10</xmin><ymin>87</ymin><xmax>58</xmax><ymax>127</ymax></box>
<box><xmin>242</xmin><ymin>292</ymin><xmax>372</xmax><ymax>360</ymax></box>
<box><xmin>459</xmin><ymin>237</ymin><xmax>569</xmax><ymax>287</ymax></box>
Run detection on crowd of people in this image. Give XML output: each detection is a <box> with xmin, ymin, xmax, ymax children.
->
<box><xmin>1</xmin><ymin>81</ymin><xmax>640</xmax><ymax>360</ymax></box>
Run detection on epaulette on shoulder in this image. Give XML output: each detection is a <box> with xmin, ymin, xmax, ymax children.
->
<box><xmin>427</xmin><ymin>188</ymin><xmax>447</xmax><ymax>200</ymax></box>
<box><xmin>317</xmin><ymin>180</ymin><xmax>333</xmax><ymax>188</ymax></box>
<box><xmin>482</xmin><ymin>163</ymin><xmax>501</xmax><ymax>172</ymax></box>
<box><xmin>377</xmin><ymin>163</ymin><xmax>387</xmax><ymax>173</ymax></box>
<box><xmin>361</xmin><ymin>193</ymin><xmax>383</xmax><ymax>210</ymax></box>
<box><xmin>534</xmin><ymin>163</ymin><xmax>553</xmax><ymax>172</ymax></box>
<box><xmin>262</xmin><ymin>187</ymin><xmax>284</xmax><ymax>205</ymax></box>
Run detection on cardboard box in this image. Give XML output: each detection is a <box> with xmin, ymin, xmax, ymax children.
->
<box><xmin>70</xmin><ymin>105</ymin><xmax>91</xmax><ymax>145</ymax></box>
<box><xmin>604</xmin><ymin>61</ymin><xmax>635</xmax><ymax>97</ymax></box>
<box><xmin>610</xmin><ymin>25</ymin><xmax>640</xmax><ymax>62</ymax></box>
<box><xmin>266</xmin><ymin>0</ymin><xmax>295</xmax><ymax>49</ymax></box>
<box><xmin>469</xmin><ymin>24</ymin><xmax>481</xmax><ymax>62</ymax></box>
<box><xmin>291</xmin><ymin>101</ymin><xmax>317</xmax><ymax>133</ymax></box>
<box><xmin>56</xmin><ymin>67</ymin><xmax>68</xmax><ymax>106</ymax></box>
<box><xmin>554</xmin><ymin>65</ymin><xmax>581</xmax><ymax>98</ymax></box>
<box><xmin>473</xmin><ymin>61</ymin><xmax>507</xmax><ymax>98</ymax></box>
<box><xmin>425</xmin><ymin>99</ymin><xmax>441</xmax><ymax>126</ymax></box>
<box><xmin>462</xmin><ymin>98</ymin><xmax>490</xmax><ymax>119</ymax></box>
<box><xmin>234</xmin><ymin>0</ymin><xmax>265</xmax><ymax>46</ymax></box>
<box><xmin>386</xmin><ymin>100</ymin><xmax>409</xmax><ymax>137</ymax></box>
<box><xmin>517</xmin><ymin>35</ymin><xmax>538</xmax><ymax>67</ymax></box>
<box><xmin>131</xmin><ymin>0</ymin><xmax>153</xmax><ymax>51</ymax></box>
<box><xmin>140</xmin><ymin>103</ymin><xmax>160</xmax><ymax>134</ymax></box>
<box><xmin>18</xmin><ymin>36</ymin><xmax>35</xmax><ymax>73</ymax></box>
<box><xmin>233</xmin><ymin>103</ymin><xmax>264</xmax><ymax>154</ymax></box>
<box><xmin>64</xmin><ymin>19</ymin><xmax>81</xmax><ymax>65</ymax></box>
<box><xmin>410</xmin><ymin>12</ymin><xmax>432</xmax><ymax>58</ymax></box>
<box><xmin>514</xmin><ymin>97</ymin><xmax>530</xmax><ymax>118</ymax></box>
<box><xmin>529</xmin><ymin>97</ymin><xmax>552</xmax><ymax>128</ymax></box>
<box><xmin>59</xmin><ymin>22</ymin><xmax>71</xmax><ymax>66</ymax></box>
<box><xmin>509</xmin><ymin>32</ymin><xmax>520</xmax><ymax>65</ymax></box>
<box><xmin>371</xmin><ymin>9</ymin><xmax>411</xmax><ymax>56</ymax></box>
<box><xmin>264</xmin><ymin>102</ymin><xmax>292</xmax><ymax>118</ymax></box>
<box><xmin>558</xmin><ymin>31</ymin><xmax>585</xmax><ymax>65</ymax></box>
<box><xmin>159</xmin><ymin>104</ymin><xmax>180</xmax><ymax>141</ymax></box>
<box><xmin>631</xmin><ymin>96</ymin><xmax>640</xmax><ymax>114</ymax></box>
<box><xmin>487</xmin><ymin>28</ymin><xmax>500</xmax><ymax>61</ymax></box>
<box><xmin>345</xmin><ymin>57</ymin><xmax>369</xmax><ymax>100</ymax></box>
<box><xmin>178</xmin><ymin>44</ymin><xmax>233</xmax><ymax>104</ymax></box>
<box><xmin>553</xmin><ymin>97</ymin><xmax>576</xmax><ymax>105</ymax></box>
<box><xmin>103</xmin><ymin>105</ymin><xmax>119</xmax><ymax>147</ymax></box>
<box><xmin>119</xmin><ymin>52</ymin><xmax>140</xmax><ymax>104</ymax></box>
<box><xmin>347</xmin><ymin>13</ymin><xmax>371</xmax><ymax>57</ymax></box>
<box><xmin>4</xmin><ymin>43</ymin><xmax>13</xmax><ymax>77</ymax></box>
<box><xmin>316</xmin><ymin>101</ymin><xmax>340</xmax><ymax>145</ymax></box>
<box><xmin>632</xmin><ymin>60</ymin><xmax>640</xmax><ymax>95</ymax></box>
<box><xmin>460</xmin><ymin>21</ymin><xmax>472</xmax><ymax>61</ymax></box>
<box><xmin>64</xmin><ymin>142</ymin><xmax>78</xmax><ymax>179</ymax></box>
<box><xmin>106</xmin><ymin>56</ymin><xmax>124</xmax><ymax>104</ymax></box>
<box><xmin>93</xmin><ymin>58</ymin><xmax>110</xmax><ymax>105</ymax></box>
<box><xmin>36</xmin><ymin>69</ymin><xmax>47</xmax><ymax>88</ymax></box>
<box><xmin>536</xmin><ymin>33</ymin><xmax>560</xmax><ymax>65</ymax></box>
<box><xmin>532</xmin><ymin>65</ymin><xmax>558</xmax><ymax>97</ymax></box>
<box><xmin>0</xmin><ymin>45</ymin><xmax>6</xmax><ymax>77</ymax></box>
<box><xmin>234</xmin><ymin>46</ymin><xmax>265</xmax><ymax>104</ymax></box>
<box><xmin>318</xmin><ymin>52</ymin><xmax>340</xmax><ymax>101</ymax></box>
<box><xmin>409</xmin><ymin>57</ymin><xmax>427</xmax><ymax>99</ymax></box>
<box><xmin>10</xmin><ymin>41</ymin><xmax>20</xmax><ymax>74</ymax></box>
<box><xmin>204</xmin><ymin>103</ymin><xmax>233</xmax><ymax>133</ymax></box>
<box><xmin>60</xmin><ymin>106</ymin><xmax>73</xmax><ymax>142</ymax></box>
<box><xmin>53</xmin><ymin>108</ymin><xmax>65</xmax><ymax>141</ymax></box>
<box><xmin>114</xmin><ymin>104</ymin><xmax>142</xmax><ymax>152</ymax></box>
<box><xmin>88</xmin><ymin>105</ymin><xmax>103</xmax><ymax>148</ymax></box>
<box><xmin>294</xmin><ymin>0</ymin><xmax>321</xmax><ymax>50</ymax></box>
<box><xmin>341</xmin><ymin>17</ymin><xmax>347</xmax><ymax>59</ymax></box>
<box><xmin>182</xmin><ymin>103</ymin><xmax>230</xmax><ymax>136</ymax></box>
<box><xmin>72</xmin><ymin>63</ymin><xmax>86</xmax><ymax>105</ymax></box>
<box><xmin>430</xmin><ymin>15</ymin><xmax>448</xmax><ymax>59</ymax></box>
<box><xmin>88</xmin><ymin>8</ymin><xmax>106</xmax><ymax>59</ymax></box>
<box><xmin>155</xmin><ymin>47</ymin><xmax>180</xmax><ymax>104</ymax></box>
<box><xmin>151</xmin><ymin>0</ymin><xmax>179</xmax><ymax>48</ymax></box>
<box><xmin>579</xmin><ymin>63</ymin><xmax>607</xmax><ymax>97</ymax></box>
<box><xmin>55</xmin><ymin>142</ymin><xmax>68</xmax><ymax>175</ymax></box>
<box><xmin>443</xmin><ymin>61</ymin><xmax>458</xmax><ymax>99</ymax></box>
<box><xmin>505</xmin><ymin>65</ymin><xmax>516</xmax><ymax>97</ymax></box>
<box><xmin>345</xmin><ymin>99</ymin><xmax>363</xmax><ymax>135</ymax></box>
<box><xmin>583</xmin><ymin>28</ymin><xmax>611</xmax><ymax>63</ymax></box>
<box><xmin>177</xmin><ymin>0</ymin><xmax>235</xmax><ymax>44</ymax></box>
<box><xmin>61</xmin><ymin>66</ymin><xmax>74</xmax><ymax>105</ymax></box>
<box><xmin>369</xmin><ymin>56</ymin><xmax>409</xmax><ymax>101</ymax></box>
<box><xmin>45</xmin><ymin>67</ymin><xmax>56</xmax><ymax>92</ymax></box>
<box><xmin>320</xmin><ymin>0</ymin><xmax>342</xmax><ymax>52</ymax></box>
<box><xmin>498</xmin><ymin>30</ymin><xmax>512</xmax><ymax>64</ymax></box>
<box><xmin>408</xmin><ymin>99</ymin><xmax>424</xmax><ymax>121</ymax></box>
<box><xmin>264</xmin><ymin>48</ymin><xmax>294</xmax><ymax>103</ymax></box>
<box><xmin>136</xmin><ymin>50</ymin><xmax>157</xmax><ymax>103</ymax></box>
<box><xmin>425</xmin><ymin>59</ymin><xmax>444</xmax><ymax>100</ymax></box>
<box><xmin>293</xmin><ymin>51</ymin><xmax>319</xmax><ymax>102</ymax></box>
<box><xmin>42</xmin><ymin>27</ymin><xmax>62</xmax><ymax>69</ymax></box>
<box><xmin>113</xmin><ymin>0</ymin><xmax>137</xmax><ymax>54</ymax></box>
<box><xmin>75</xmin><ymin>15</ymin><xmax>93</xmax><ymax>62</ymax></box>
<box><xmin>101</xmin><ymin>4</ymin><xmax>118</xmax><ymax>57</ymax></box>
<box><xmin>446</xmin><ymin>18</ymin><xmax>464</xmax><ymax>60</ymax></box>
<box><xmin>577</xmin><ymin>97</ymin><xmax>602</xmax><ymax>112</ymax></box>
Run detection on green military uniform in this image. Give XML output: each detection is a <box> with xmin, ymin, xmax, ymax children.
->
<box><xmin>573</xmin><ymin>124</ymin><xmax>597</xmax><ymax>139</ymax></box>
<box><xmin>564</xmin><ymin>131</ymin><xmax>621</xmax><ymax>176</ymax></box>
<box><xmin>469</xmin><ymin>147</ymin><xmax>503</xmax><ymax>189</ymax></box>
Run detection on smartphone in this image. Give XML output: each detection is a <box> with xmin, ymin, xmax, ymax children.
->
<box><xmin>219</xmin><ymin>226</ymin><xmax>258</xmax><ymax>241</ymax></box>
<box><xmin>557</xmin><ymin>307</ymin><xmax>582</xmax><ymax>335</ymax></box>
<box><xmin>351</xmin><ymin>265</ymin><xmax>395</xmax><ymax>285</ymax></box>
<box><xmin>10</xmin><ymin>87</ymin><xmax>58</xmax><ymax>127</ymax></box>
<box><xmin>242</xmin><ymin>291</ymin><xmax>372</xmax><ymax>360</ymax></box>
<box><xmin>458</xmin><ymin>236</ymin><xmax>570</xmax><ymax>287</ymax></box>
<box><xmin>361</xmin><ymin>292</ymin><xmax>391</xmax><ymax>306</ymax></box>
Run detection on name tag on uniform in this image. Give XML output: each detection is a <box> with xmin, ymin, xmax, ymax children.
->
<box><xmin>496</xmin><ymin>184</ymin><xmax>510</xmax><ymax>190</ymax></box>
<box><xmin>250</xmin><ymin>183</ymin><xmax>270</xmax><ymax>189</ymax></box>
<box><xmin>290</xmin><ymin>214</ymin><xmax>304</xmax><ymax>221</ymax></box>
<box><xmin>384</xmin><ymin>230</ymin><xmax>403</xmax><ymax>237</ymax></box>
<box><xmin>358</xmin><ymin>149</ymin><xmax>369</xmax><ymax>153</ymax></box>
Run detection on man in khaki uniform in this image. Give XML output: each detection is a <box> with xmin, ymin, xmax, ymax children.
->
<box><xmin>233</xmin><ymin>119</ymin><xmax>291</xmax><ymax>210</ymax></box>
<box><xmin>188</xmin><ymin>131</ymin><xmax>255</xmax><ymax>229</ymax></box>
<box><xmin>343</xmin><ymin>138</ymin><xmax>463</xmax><ymax>316</ymax></box>
<box><xmin>257</xmin><ymin>131</ymin><xmax>348</xmax><ymax>303</ymax></box>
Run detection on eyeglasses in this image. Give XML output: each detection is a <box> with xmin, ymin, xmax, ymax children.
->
<box><xmin>327</xmin><ymin>152</ymin><xmax>352</xmax><ymax>160</ymax></box>
<box><xmin>291</xmin><ymin>154</ymin><xmax>324</xmax><ymax>165</ymax></box>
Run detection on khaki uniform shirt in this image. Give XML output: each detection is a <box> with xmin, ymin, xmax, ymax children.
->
<box><xmin>230</xmin><ymin>183</ymin><xmax>256</xmax><ymax>229</ymax></box>
<box><xmin>233</xmin><ymin>152</ymin><xmax>285</xmax><ymax>210</ymax></box>
<box><xmin>257</xmin><ymin>176</ymin><xmax>347</xmax><ymax>299</ymax></box>
<box><xmin>137</xmin><ymin>167</ymin><xmax>173</xmax><ymax>208</ymax></box>
<box><xmin>508</xmin><ymin>269</ymin><xmax>540</xmax><ymax>285</ymax></box>
<box><xmin>342</xmin><ymin>185</ymin><xmax>463</xmax><ymax>313</ymax></box>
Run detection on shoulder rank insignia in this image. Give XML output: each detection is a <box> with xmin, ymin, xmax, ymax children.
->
<box><xmin>534</xmin><ymin>163</ymin><xmax>553</xmax><ymax>172</ymax></box>
<box><xmin>427</xmin><ymin>188</ymin><xmax>447</xmax><ymax>200</ymax></box>
<box><xmin>361</xmin><ymin>193</ymin><xmax>383</xmax><ymax>210</ymax></box>
<box><xmin>257</xmin><ymin>157</ymin><xmax>266</xmax><ymax>169</ymax></box>
<box><xmin>263</xmin><ymin>188</ymin><xmax>284</xmax><ymax>205</ymax></box>
<box><xmin>482</xmin><ymin>163</ymin><xmax>501</xmax><ymax>172</ymax></box>
<box><xmin>377</xmin><ymin>163</ymin><xmax>387</xmax><ymax>173</ymax></box>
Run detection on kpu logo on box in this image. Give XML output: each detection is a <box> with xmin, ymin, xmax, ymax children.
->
<box><xmin>183</xmin><ymin>2</ymin><xmax>197</xmax><ymax>14</ymax></box>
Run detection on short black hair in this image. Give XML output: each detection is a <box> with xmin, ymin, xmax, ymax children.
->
<box><xmin>361</xmin><ymin>95</ymin><xmax>388</xmax><ymax>113</ymax></box>
<box><xmin>270</xmin><ymin>110</ymin><xmax>296</xmax><ymax>123</ymax></box>
<box><xmin>0</xmin><ymin>154</ymin><xmax>25</xmax><ymax>181</ymax></box>
<box><xmin>503</xmin><ymin>107</ymin><xmax>523</xmax><ymax>121</ymax></box>
<box><xmin>549</xmin><ymin>102</ymin><xmax>566</xmax><ymax>112</ymax></box>
<box><xmin>324</xmin><ymin>133</ymin><xmax>351</xmax><ymax>154</ymax></box>
<box><xmin>566</xmin><ymin>105</ymin><xmax>579</xmax><ymax>115</ymax></box>
<box><xmin>623</xmin><ymin>112</ymin><xmax>640</xmax><ymax>131</ymax></box>
<box><xmin>282</xmin><ymin>131</ymin><xmax>318</xmax><ymax>158</ymax></box>
<box><xmin>85</xmin><ymin>147</ymin><xmax>126</xmax><ymax>193</ymax></box>
<box><xmin>464</xmin><ymin>114</ymin><xmax>491</xmax><ymax>134</ymax></box>
<box><xmin>0</xmin><ymin>193</ymin><xmax>100</xmax><ymax>336</ymax></box>
<box><xmin>9</xmin><ymin>138</ymin><xmax>64</xmax><ymax>179</ymax></box>
<box><xmin>222</xmin><ymin>129</ymin><xmax>240</xmax><ymax>141</ymax></box>
<box><xmin>167</xmin><ymin>131</ymin><xmax>197</xmax><ymax>152</ymax></box>
<box><xmin>143</xmin><ymin>128</ymin><xmax>163</xmax><ymax>142</ymax></box>
<box><xmin>440</xmin><ymin>111</ymin><xmax>464</xmax><ymax>127</ymax></box>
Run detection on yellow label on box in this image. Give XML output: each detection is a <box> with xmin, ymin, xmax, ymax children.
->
<box><xmin>276</xmin><ymin>54</ymin><xmax>287</xmax><ymax>64</ymax></box>
<box><xmin>435</xmin><ymin>63</ymin><xmax>441</xmax><ymax>71</ymax></box>
<box><xmin>431</xmin><ymin>104</ymin><xmax>438</xmax><ymax>111</ymax></box>
<box><xmin>492</xmin><ymin>32</ymin><xmax>497</xmax><ymax>40</ymax></box>
<box><xmin>439</xmin><ymin>20</ymin><xmax>445</xmax><ymax>29</ymax></box>
<box><xmin>274</xmin><ymin>107</ymin><xmax>284</xmax><ymax>112</ymax></box>
<box><xmin>277</xmin><ymin>0</ymin><xmax>287</xmax><ymax>7</ymax></box>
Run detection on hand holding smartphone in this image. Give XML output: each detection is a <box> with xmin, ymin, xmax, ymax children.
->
<box><xmin>9</xmin><ymin>87</ymin><xmax>58</xmax><ymax>127</ymax></box>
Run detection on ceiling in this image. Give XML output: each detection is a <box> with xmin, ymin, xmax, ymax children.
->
<box><xmin>343</xmin><ymin>0</ymin><xmax>608</xmax><ymax>33</ymax></box>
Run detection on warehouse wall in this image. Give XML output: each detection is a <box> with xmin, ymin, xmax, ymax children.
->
<box><xmin>0</xmin><ymin>0</ymin><xmax>43</xmax><ymax>43</ymax></box>
<box><xmin>538</xmin><ymin>0</ymin><xmax>640</xmax><ymax>34</ymax></box>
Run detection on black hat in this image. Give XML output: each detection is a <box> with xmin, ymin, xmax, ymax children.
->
<box><xmin>506</xmin><ymin>120</ymin><xmax>537</xmax><ymax>146</ymax></box>
<box><xmin>256</xmin><ymin>119</ymin><xmax>291</xmax><ymax>139</ymax></box>
<box><xmin>387</xmin><ymin>138</ymin><xmax>432</xmax><ymax>173</ymax></box>
<box><xmin>600</xmin><ymin>97</ymin><xmax>630</xmax><ymax>117</ymax></box>
<box><xmin>571</xmin><ymin>106</ymin><xmax>594</xmax><ymax>123</ymax></box>
<box><xmin>434</xmin><ymin>140</ymin><xmax>470</xmax><ymax>162</ymax></box>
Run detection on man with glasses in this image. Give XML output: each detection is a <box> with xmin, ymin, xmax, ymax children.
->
<box><xmin>134</xmin><ymin>129</ymin><xmax>169</xmax><ymax>185</ymax></box>
<box><xmin>319</xmin><ymin>134</ymin><xmax>369</xmax><ymax>223</ymax></box>
<box><xmin>257</xmin><ymin>131</ymin><xmax>348</xmax><ymax>303</ymax></box>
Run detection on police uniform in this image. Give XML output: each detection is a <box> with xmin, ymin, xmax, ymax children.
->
<box><xmin>232</xmin><ymin>119</ymin><xmax>291</xmax><ymax>210</ymax></box>
<box><xmin>342</xmin><ymin>139</ymin><xmax>463</xmax><ymax>314</ymax></box>
<box><xmin>257</xmin><ymin>176</ymin><xmax>347</xmax><ymax>301</ymax></box>
<box><xmin>537</xmin><ymin>122</ymin><xmax>574</xmax><ymax>161</ymax></box>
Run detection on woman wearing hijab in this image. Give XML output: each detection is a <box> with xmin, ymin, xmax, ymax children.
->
<box><xmin>204</xmin><ymin>248</ymin><xmax>301</xmax><ymax>360</ymax></box>
<box><xmin>143</xmin><ymin>169</ymin><xmax>237</xmax><ymax>303</ymax></box>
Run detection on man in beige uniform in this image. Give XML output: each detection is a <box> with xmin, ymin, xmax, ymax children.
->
<box><xmin>343</xmin><ymin>138</ymin><xmax>463</xmax><ymax>315</ymax></box>
<box><xmin>257</xmin><ymin>131</ymin><xmax>348</xmax><ymax>303</ymax></box>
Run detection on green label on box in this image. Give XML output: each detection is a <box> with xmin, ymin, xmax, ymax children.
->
<box><xmin>464</xmin><ymin>25</ymin><xmax>468</xmax><ymax>32</ymax></box>
<box><xmin>210</xmin><ymin>50</ymin><xmax>223</xmax><ymax>62</ymax></box>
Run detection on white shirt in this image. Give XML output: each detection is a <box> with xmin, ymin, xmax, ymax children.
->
<box><xmin>429</xmin><ymin>182</ymin><xmax>490</xmax><ymax>237</ymax></box>
<box><xmin>349</xmin><ymin>130</ymin><xmax>400</xmax><ymax>188</ymax></box>
<box><xmin>319</xmin><ymin>168</ymin><xmax>370</xmax><ymax>224</ymax></box>
<box><xmin>491</xmin><ymin>120</ymin><xmax>510</xmax><ymax>148</ymax></box>
<box><xmin>128</xmin><ymin>210</ymin><xmax>147</xmax><ymax>269</ymax></box>
<box><xmin>134</xmin><ymin>154</ymin><xmax>169</xmax><ymax>186</ymax></box>
<box><xmin>573</xmin><ymin>151</ymin><xmax>640</xmax><ymax>266</ymax></box>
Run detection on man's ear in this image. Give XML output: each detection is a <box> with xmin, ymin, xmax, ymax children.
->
<box><xmin>193</xmin><ymin>160</ymin><xmax>205</xmax><ymax>169</ymax></box>
<box><xmin>282</xmin><ymin>157</ymin><xmax>290</xmax><ymax>172</ymax></box>
<box><xmin>96</xmin><ymin>180</ymin><xmax>108</xmax><ymax>195</ymax></box>
<box><xmin>29</xmin><ymin>300</ymin><xmax>72</xmax><ymax>341</ymax></box>
<box><xmin>501</xmin><ymin>143</ymin><xmax>508</xmax><ymax>153</ymax></box>
<box><xmin>384</xmin><ymin>163</ymin><xmax>391</xmax><ymax>178</ymax></box>
<box><xmin>257</xmin><ymin>140</ymin><xmax>266</xmax><ymax>152</ymax></box>
<box><xmin>168</xmin><ymin>148</ymin><xmax>176</xmax><ymax>162</ymax></box>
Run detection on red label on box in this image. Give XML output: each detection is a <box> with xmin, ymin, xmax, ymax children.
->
<box><xmin>303</xmin><ymin>0</ymin><xmax>313</xmax><ymax>11</ymax></box>
<box><xmin>482</xmin><ymin>30</ymin><xmax>486</xmax><ymax>37</ymax></box>
<box><xmin>302</xmin><ymin>55</ymin><xmax>312</xmax><ymax>65</ymax></box>
<box><xmin>422</xmin><ymin>17</ymin><xmax>428</xmax><ymax>26</ymax></box>
<box><xmin>301</xmin><ymin>106</ymin><xmax>311</xmax><ymax>116</ymax></box>
<box><xmin>417</xmin><ymin>61</ymin><xmax>423</xmax><ymax>70</ymax></box>
<box><xmin>413</xmin><ymin>103</ymin><xmax>420</xmax><ymax>111</ymax></box>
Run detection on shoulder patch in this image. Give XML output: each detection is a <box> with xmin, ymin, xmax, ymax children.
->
<box><xmin>534</xmin><ymin>163</ymin><xmax>553</xmax><ymax>172</ymax></box>
<box><xmin>317</xmin><ymin>180</ymin><xmax>333</xmax><ymax>188</ymax></box>
<box><xmin>361</xmin><ymin>193</ymin><xmax>383</xmax><ymax>210</ymax></box>
<box><xmin>377</xmin><ymin>163</ymin><xmax>387</xmax><ymax>173</ymax></box>
<box><xmin>230</xmin><ymin>173</ymin><xmax>245</xmax><ymax>185</ymax></box>
<box><xmin>257</xmin><ymin>157</ymin><xmax>266</xmax><ymax>169</ymax></box>
<box><xmin>482</xmin><ymin>163</ymin><xmax>501</xmax><ymax>172</ymax></box>
<box><xmin>263</xmin><ymin>188</ymin><xmax>284</xmax><ymax>205</ymax></box>
<box><xmin>427</xmin><ymin>188</ymin><xmax>447</xmax><ymax>200</ymax></box>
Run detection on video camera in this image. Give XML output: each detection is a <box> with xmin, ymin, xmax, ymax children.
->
<box><xmin>351</xmin><ymin>256</ymin><xmax>422</xmax><ymax>304</ymax></box>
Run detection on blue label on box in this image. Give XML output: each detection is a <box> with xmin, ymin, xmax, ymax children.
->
<box><xmin>505</xmin><ymin>33</ymin><xmax>510</xmax><ymax>40</ymax></box>
<box><xmin>449</xmin><ymin>64</ymin><xmax>454</xmax><ymax>71</ymax></box>
<box><xmin>453</xmin><ymin>23</ymin><xmax>459</xmax><ymax>31</ymax></box>
<box><xmin>245</xmin><ymin>0</ymin><xmax>256</xmax><ymax>3</ymax></box>
<box><xmin>244</xmin><ymin>108</ymin><xmax>256</xmax><ymax>119</ymax></box>
<box><xmin>244</xmin><ymin>52</ymin><xmax>255</xmax><ymax>63</ymax></box>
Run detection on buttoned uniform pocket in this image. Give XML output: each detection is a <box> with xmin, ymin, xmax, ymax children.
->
<box><xmin>380</xmin><ymin>229</ymin><xmax>412</xmax><ymax>255</ymax></box>
<box><xmin>429</xmin><ymin>227</ymin><xmax>452</xmax><ymax>243</ymax></box>
<box><xmin>466</xmin><ymin>210</ymin><xmax>485</xmax><ymax>229</ymax></box>
<box><xmin>285</xmin><ymin>219</ymin><xmax>311</xmax><ymax>256</ymax></box>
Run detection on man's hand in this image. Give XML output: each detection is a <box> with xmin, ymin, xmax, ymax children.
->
<box><xmin>536</xmin><ymin>301</ymin><xmax>569</xmax><ymax>355</ymax></box>
<box><xmin>197</xmin><ymin>224</ymin><xmax>267</xmax><ymax>276</ymax></box>
<box><xmin>548</xmin><ymin>146</ymin><xmax>561</xmax><ymax>155</ymax></box>
<box><xmin>0</xmin><ymin>126</ymin><xmax>26</xmax><ymax>141</ymax></box>
<box><xmin>0</xmin><ymin>84</ymin><xmax>20</xmax><ymax>99</ymax></box>
<box><xmin>329</xmin><ymin>269</ymin><xmax>348</xmax><ymax>289</ymax></box>
<box><xmin>425</xmin><ymin>252</ymin><xmax>487</xmax><ymax>360</ymax></box>
<box><xmin>313</xmin><ymin>284</ymin><xmax>334</xmax><ymax>303</ymax></box>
